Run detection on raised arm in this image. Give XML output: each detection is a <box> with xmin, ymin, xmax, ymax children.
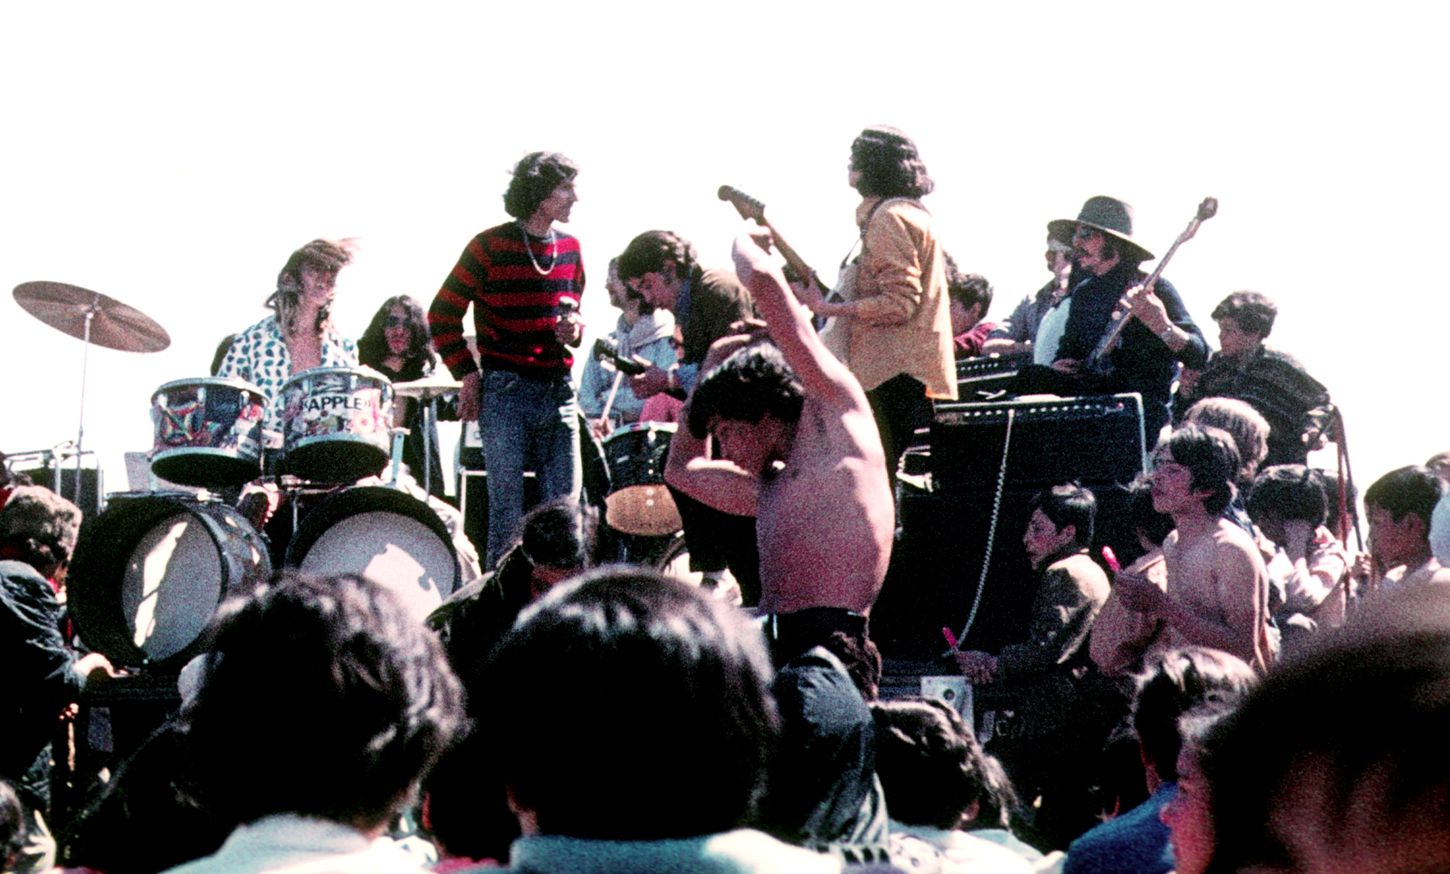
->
<box><xmin>662</xmin><ymin>332</ymin><xmax>765</xmax><ymax>517</ymax></box>
<box><xmin>731</xmin><ymin>226</ymin><xmax>860</xmax><ymax>410</ymax></box>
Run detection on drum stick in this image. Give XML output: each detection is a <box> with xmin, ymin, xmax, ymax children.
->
<box><xmin>600</xmin><ymin>371</ymin><xmax>624</xmax><ymax>425</ymax></box>
<box><xmin>941</xmin><ymin>626</ymin><xmax>960</xmax><ymax>650</ymax></box>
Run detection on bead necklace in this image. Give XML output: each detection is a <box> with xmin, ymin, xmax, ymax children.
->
<box><xmin>522</xmin><ymin>225</ymin><xmax>558</xmax><ymax>276</ymax></box>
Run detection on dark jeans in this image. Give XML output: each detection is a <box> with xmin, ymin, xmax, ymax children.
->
<box><xmin>866</xmin><ymin>373</ymin><xmax>932</xmax><ymax>483</ymax></box>
<box><xmin>668</xmin><ymin>484</ymin><xmax>761</xmax><ymax>607</ymax></box>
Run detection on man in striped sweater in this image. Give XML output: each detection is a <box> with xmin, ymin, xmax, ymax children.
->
<box><xmin>429</xmin><ymin>152</ymin><xmax>585</xmax><ymax>570</ymax></box>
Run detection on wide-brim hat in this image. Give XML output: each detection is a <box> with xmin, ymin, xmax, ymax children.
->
<box><xmin>1048</xmin><ymin>195</ymin><xmax>1154</xmax><ymax>263</ymax></box>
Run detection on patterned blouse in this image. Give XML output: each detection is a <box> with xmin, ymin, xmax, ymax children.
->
<box><xmin>216</xmin><ymin>314</ymin><xmax>358</xmax><ymax>435</ymax></box>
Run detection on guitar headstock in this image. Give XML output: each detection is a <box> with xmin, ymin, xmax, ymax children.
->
<box><xmin>1196</xmin><ymin>197</ymin><xmax>1218</xmax><ymax>222</ymax></box>
<box><xmin>718</xmin><ymin>185</ymin><xmax>767</xmax><ymax>224</ymax></box>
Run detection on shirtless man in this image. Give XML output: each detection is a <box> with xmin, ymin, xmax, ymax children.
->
<box><xmin>1114</xmin><ymin>424</ymin><xmax>1273</xmax><ymax>674</ymax></box>
<box><xmin>664</xmin><ymin>226</ymin><xmax>894</xmax><ymax>617</ymax></box>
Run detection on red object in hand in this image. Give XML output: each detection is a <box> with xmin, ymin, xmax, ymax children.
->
<box><xmin>941</xmin><ymin>626</ymin><xmax>960</xmax><ymax>649</ymax></box>
<box><xmin>1101</xmin><ymin>545</ymin><xmax>1122</xmax><ymax>573</ymax></box>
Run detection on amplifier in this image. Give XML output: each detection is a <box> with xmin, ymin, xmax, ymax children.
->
<box><xmin>953</xmin><ymin>352</ymin><xmax>1029</xmax><ymax>401</ymax></box>
<box><xmin>931</xmin><ymin>393</ymin><xmax>1146</xmax><ymax>492</ymax></box>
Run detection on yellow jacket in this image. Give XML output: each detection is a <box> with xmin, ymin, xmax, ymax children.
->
<box><xmin>846</xmin><ymin>197</ymin><xmax>956</xmax><ymax>399</ymax></box>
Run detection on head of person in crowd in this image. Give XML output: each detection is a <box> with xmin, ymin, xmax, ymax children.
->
<box><xmin>1151</xmin><ymin>424</ymin><xmax>1241</xmax><ymax>518</ymax></box>
<box><xmin>1363</xmin><ymin>464</ymin><xmax>1445</xmax><ymax>569</ymax></box>
<box><xmin>479</xmin><ymin>566</ymin><xmax>780</xmax><ymax>841</ymax></box>
<box><xmin>1245</xmin><ymin>464</ymin><xmax>1329</xmax><ymax>548</ymax></box>
<box><xmin>1183</xmin><ymin>397</ymin><xmax>1270</xmax><ymax>490</ymax></box>
<box><xmin>1209</xmin><ymin>291</ymin><xmax>1276</xmax><ymax>360</ymax></box>
<box><xmin>420</xmin><ymin>720</ymin><xmax>520</xmax><ymax>868</ymax></box>
<box><xmin>604</xmin><ymin>255</ymin><xmax>655</xmax><ymax>319</ymax></box>
<box><xmin>1426</xmin><ymin>450</ymin><xmax>1450</xmax><ymax>485</ymax></box>
<box><xmin>1044</xmin><ymin>225</ymin><xmax>1074</xmax><ymax>279</ymax></box>
<box><xmin>0</xmin><ymin>780</ymin><xmax>23</xmax><ymax>873</ymax></box>
<box><xmin>0</xmin><ymin>484</ymin><xmax>82</xmax><ymax>582</ymax></box>
<box><xmin>513</xmin><ymin>497</ymin><xmax>600</xmax><ymax>601</ymax></box>
<box><xmin>1125</xmin><ymin>474</ymin><xmax>1177</xmax><ymax>554</ymax></box>
<box><xmin>871</xmin><ymin>696</ymin><xmax>1013</xmax><ymax>830</ymax></box>
<box><xmin>1158</xmin><ymin>705</ymin><xmax>1232</xmax><ymax>874</ymax></box>
<box><xmin>182</xmin><ymin>571</ymin><xmax>462</xmax><ymax>834</ymax></box>
<box><xmin>1022</xmin><ymin>482</ymin><xmax>1096</xmax><ymax>570</ymax></box>
<box><xmin>944</xmin><ymin>254</ymin><xmax>993</xmax><ymax>336</ymax></box>
<box><xmin>1049</xmin><ymin>195</ymin><xmax>1154</xmax><ymax>276</ymax></box>
<box><xmin>848</xmin><ymin>125</ymin><xmax>934</xmax><ymax>199</ymax></box>
<box><xmin>687</xmin><ymin>343</ymin><xmax>805</xmax><ymax>478</ymax></box>
<box><xmin>617</xmin><ymin>230</ymin><xmax>702</xmax><ymax>313</ymax></box>
<box><xmin>357</xmin><ymin>294</ymin><xmax>435</xmax><ymax>372</ymax></box>
<box><xmin>1191</xmin><ymin>586</ymin><xmax>1450</xmax><ymax>873</ymax></box>
<box><xmin>1132</xmin><ymin>647</ymin><xmax>1257</xmax><ymax>795</ymax></box>
<box><xmin>1432</xmin><ymin>492</ymin><xmax>1450</xmax><ymax>567</ymax></box>
<box><xmin>268</xmin><ymin>238</ymin><xmax>353</xmax><ymax>337</ymax></box>
<box><xmin>502</xmin><ymin>151</ymin><xmax>579</xmax><ymax>224</ymax></box>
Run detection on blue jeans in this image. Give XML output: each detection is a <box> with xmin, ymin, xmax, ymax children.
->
<box><xmin>479</xmin><ymin>370</ymin><xmax>582</xmax><ymax>569</ymax></box>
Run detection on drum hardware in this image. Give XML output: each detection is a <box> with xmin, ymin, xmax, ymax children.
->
<box><xmin>13</xmin><ymin>281</ymin><xmax>170</xmax><ymax>509</ymax></box>
<box><xmin>388</xmin><ymin>427</ymin><xmax>411</xmax><ymax>487</ymax></box>
<box><xmin>392</xmin><ymin>374</ymin><xmax>461</xmax><ymax>495</ymax></box>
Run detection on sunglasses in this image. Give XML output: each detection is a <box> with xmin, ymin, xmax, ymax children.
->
<box><xmin>385</xmin><ymin>315</ymin><xmax>407</xmax><ymax>328</ymax></box>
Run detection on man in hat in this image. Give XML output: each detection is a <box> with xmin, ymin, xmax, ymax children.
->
<box><xmin>1016</xmin><ymin>196</ymin><xmax>1208</xmax><ymax>442</ymax></box>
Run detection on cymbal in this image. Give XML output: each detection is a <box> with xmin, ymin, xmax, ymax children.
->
<box><xmin>392</xmin><ymin>374</ymin><xmax>462</xmax><ymax>400</ymax></box>
<box><xmin>14</xmin><ymin>281</ymin><xmax>171</xmax><ymax>353</ymax></box>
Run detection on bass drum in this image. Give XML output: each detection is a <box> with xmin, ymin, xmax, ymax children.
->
<box><xmin>285</xmin><ymin>486</ymin><xmax>459</xmax><ymax>623</ymax></box>
<box><xmin>68</xmin><ymin>492</ymin><xmax>272</xmax><ymax>670</ymax></box>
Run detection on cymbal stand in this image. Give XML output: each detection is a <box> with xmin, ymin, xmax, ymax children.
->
<box><xmin>73</xmin><ymin>293</ymin><xmax>99</xmax><ymax>506</ymax></box>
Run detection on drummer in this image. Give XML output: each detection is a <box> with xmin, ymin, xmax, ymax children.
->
<box><xmin>577</xmin><ymin>257</ymin><xmax>678</xmax><ymax>437</ymax></box>
<box><xmin>215</xmin><ymin>238</ymin><xmax>359</xmax><ymax>435</ymax></box>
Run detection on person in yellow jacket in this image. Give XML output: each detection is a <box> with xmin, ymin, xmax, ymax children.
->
<box><xmin>796</xmin><ymin>125</ymin><xmax>956</xmax><ymax>484</ymax></box>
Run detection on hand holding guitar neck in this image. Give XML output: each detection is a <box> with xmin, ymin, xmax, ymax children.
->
<box><xmin>717</xmin><ymin>185</ymin><xmax>826</xmax><ymax>295</ymax></box>
<box><xmin>1086</xmin><ymin>196</ymin><xmax>1218</xmax><ymax>371</ymax></box>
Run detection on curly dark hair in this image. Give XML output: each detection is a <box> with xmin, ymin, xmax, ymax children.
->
<box><xmin>1246</xmin><ymin>464</ymin><xmax>1329</xmax><ymax>527</ymax></box>
<box><xmin>357</xmin><ymin>295</ymin><xmax>436</xmax><ymax>375</ymax></box>
<box><xmin>502</xmin><ymin>152</ymin><xmax>578</xmax><ymax>220</ymax></box>
<box><xmin>850</xmin><ymin>126</ymin><xmax>934</xmax><ymax>199</ymax></box>
<box><xmin>183</xmin><ymin>571</ymin><xmax>463</xmax><ymax>830</ymax></box>
<box><xmin>687</xmin><ymin>344</ymin><xmax>804</xmax><ymax>439</ymax></box>
<box><xmin>616</xmin><ymin>230</ymin><xmax>700</xmax><ymax>284</ymax></box>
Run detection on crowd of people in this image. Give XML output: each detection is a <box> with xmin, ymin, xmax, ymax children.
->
<box><xmin>5</xmin><ymin>126</ymin><xmax>1450</xmax><ymax>874</ymax></box>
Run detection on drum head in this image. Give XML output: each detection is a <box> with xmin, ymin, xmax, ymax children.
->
<box><xmin>69</xmin><ymin>494</ymin><xmax>272</xmax><ymax>669</ymax></box>
<box><xmin>285</xmin><ymin>486</ymin><xmax>458</xmax><ymax>622</ymax></box>
<box><xmin>606</xmin><ymin>485</ymin><xmax>682</xmax><ymax>537</ymax></box>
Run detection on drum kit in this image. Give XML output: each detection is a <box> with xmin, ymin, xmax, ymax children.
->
<box><xmin>11</xmin><ymin>280</ymin><xmax>695</xmax><ymax>671</ymax></box>
<box><xmin>12</xmin><ymin>281</ymin><xmax>462</xmax><ymax>671</ymax></box>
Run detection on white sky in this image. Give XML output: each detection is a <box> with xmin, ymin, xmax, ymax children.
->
<box><xmin>3</xmin><ymin>2</ymin><xmax>1446</xmax><ymax>504</ymax></box>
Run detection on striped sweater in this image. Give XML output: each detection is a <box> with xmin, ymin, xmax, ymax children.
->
<box><xmin>428</xmin><ymin>220</ymin><xmax>585</xmax><ymax>379</ymax></box>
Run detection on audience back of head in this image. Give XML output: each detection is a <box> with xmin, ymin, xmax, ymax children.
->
<box><xmin>1196</xmin><ymin>587</ymin><xmax>1450</xmax><ymax>873</ymax></box>
<box><xmin>181</xmin><ymin>571</ymin><xmax>462</xmax><ymax>832</ymax></box>
<box><xmin>478</xmin><ymin>566</ymin><xmax>780</xmax><ymax>841</ymax></box>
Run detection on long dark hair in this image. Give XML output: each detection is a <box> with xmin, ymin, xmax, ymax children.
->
<box><xmin>357</xmin><ymin>295</ymin><xmax>436</xmax><ymax>376</ymax></box>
